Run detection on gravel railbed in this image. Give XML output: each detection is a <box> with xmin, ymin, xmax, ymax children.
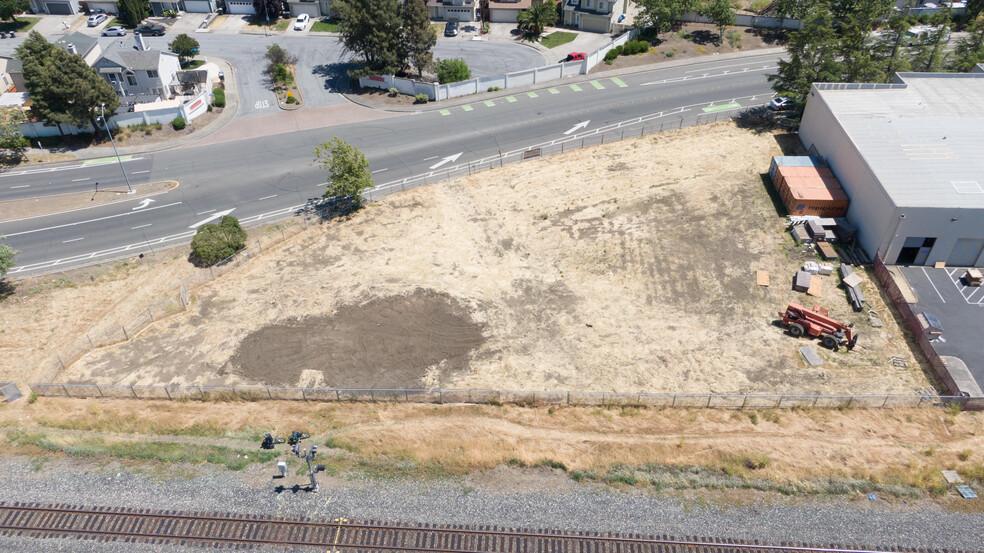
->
<box><xmin>1</xmin><ymin>457</ymin><xmax>982</xmax><ymax>553</ymax></box>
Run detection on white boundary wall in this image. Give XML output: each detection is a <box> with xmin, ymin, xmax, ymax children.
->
<box><xmin>359</xmin><ymin>29</ymin><xmax>639</xmax><ymax>101</ymax></box>
<box><xmin>678</xmin><ymin>12</ymin><xmax>803</xmax><ymax>29</ymax></box>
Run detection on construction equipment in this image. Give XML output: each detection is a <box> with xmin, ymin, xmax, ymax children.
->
<box><xmin>778</xmin><ymin>302</ymin><xmax>859</xmax><ymax>350</ymax></box>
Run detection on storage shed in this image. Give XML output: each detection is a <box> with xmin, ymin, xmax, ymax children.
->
<box><xmin>798</xmin><ymin>71</ymin><xmax>984</xmax><ymax>267</ymax></box>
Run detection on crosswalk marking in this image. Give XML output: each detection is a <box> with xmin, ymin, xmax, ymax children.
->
<box><xmin>611</xmin><ymin>77</ymin><xmax>628</xmax><ymax>87</ymax></box>
<box><xmin>439</xmin><ymin>109</ymin><xmax>451</xmax><ymax>116</ymax></box>
<box><xmin>462</xmin><ymin>105</ymin><xmax>473</xmax><ymax>111</ymax></box>
<box><xmin>569</xmin><ymin>84</ymin><xmax>582</xmax><ymax>92</ymax></box>
<box><xmin>506</xmin><ymin>96</ymin><xmax>517</xmax><ymax>102</ymax></box>
<box><xmin>484</xmin><ymin>100</ymin><xmax>495</xmax><ymax>107</ymax></box>
<box><xmin>527</xmin><ymin>92</ymin><xmax>538</xmax><ymax>98</ymax></box>
<box><xmin>590</xmin><ymin>80</ymin><xmax>605</xmax><ymax>89</ymax></box>
<box><xmin>548</xmin><ymin>88</ymin><xmax>559</xmax><ymax>94</ymax></box>
<box><xmin>437</xmin><ymin>76</ymin><xmax>640</xmax><ymax>117</ymax></box>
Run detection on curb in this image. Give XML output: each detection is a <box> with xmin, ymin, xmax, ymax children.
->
<box><xmin>341</xmin><ymin>47</ymin><xmax>786</xmax><ymax>113</ymax></box>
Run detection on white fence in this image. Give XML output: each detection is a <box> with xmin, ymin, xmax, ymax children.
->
<box><xmin>19</xmin><ymin>90</ymin><xmax>212</xmax><ymax>138</ymax></box>
<box><xmin>679</xmin><ymin>12</ymin><xmax>803</xmax><ymax>30</ymax></box>
<box><xmin>360</xmin><ymin>29</ymin><xmax>639</xmax><ymax>101</ymax></box>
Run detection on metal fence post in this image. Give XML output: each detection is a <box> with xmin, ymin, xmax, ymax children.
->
<box><xmin>165</xmin><ymin>387</ymin><xmax>171</xmax><ymax>400</ymax></box>
<box><xmin>146</xmin><ymin>308</ymin><xmax>153</xmax><ymax>322</ymax></box>
<box><xmin>86</xmin><ymin>334</ymin><xmax>94</xmax><ymax>348</ymax></box>
<box><xmin>130</xmin><ymin>386</ymin><xmax>137</xmax><ymax>398</ymax></box>
<box><xmin>57</xmin><ymin>356</ymin><xmax>65</xmax><ymax>370</ymax></box>
<box><xmin>122</xmin><ymin>325</ymin><xmax>129</xmax><ymax>341</ymax></box>
<box><xmin>301</xmin><ymin>388</ymin><xmax>307</xmax><ymax>401</ymax></box>
<box><xmin>61</xmin><ymin>384</ymin><xmax>69</xmax><ymax>397</ymax></box>
<box><xmin>267</xmin><ymin>387</ymin><xmax>273</xmax><ymax>400</ymax></box>
<box><xmin>335</xmin><ymin>390</ymin><xmax>340</xmax><ymax>401</ymax></box>
<box><xmin>881</xmin><ymin>395</ymin><xmax>890</xmax><ymax>408</ymax></box>
<box><xmin>439</xmin><ymin>390</ymin><xmax>444</xmax><ymax>404</ymax></box>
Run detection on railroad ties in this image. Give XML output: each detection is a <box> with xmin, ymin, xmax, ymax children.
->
<box><xmin>0</xmin><ymin>502</ymin><xmax>956</xmax><ymax>553</ymax></box>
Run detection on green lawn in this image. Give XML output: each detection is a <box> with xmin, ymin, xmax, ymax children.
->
<box><xmin>246</xmin><ymin>15</ymin><xmax>290</xmax><ymax>30</ymax></box>
<box><xmin>182</xmin><ymin>59</ymin><xmax>206</xmax><ymax>69</ymax></box>
<box><xmin>106</xmin><ymin>18</ymin><xmax>134</xmax><ymax>29</ymax></box>
<box><xmin>311</xmin><ymin>20</ymin><xmax>340</xmax><ymax>32</ymax></box>
<box><xmin>0</xmin><ymin>16</ymin><xmax>40</xmax><ymax>33</ymax></box>
<box><xmin>540</xmin><ymin>31</ymin><xmax>578</xmax><ymax>49</ymax></box>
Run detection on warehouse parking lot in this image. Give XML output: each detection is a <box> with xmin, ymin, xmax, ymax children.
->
<box><xmin>899</xmin><ymin>266</ymin><xmax>984</xmax><ymax>393</ymax></box>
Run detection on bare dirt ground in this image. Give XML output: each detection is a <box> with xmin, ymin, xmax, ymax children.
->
<box><xmin>26</xmin><ymin>121</ymin><xmax>932</xmax><ymax>395</ymax></box>
<box><xmin>0</xmin><ymin>181</ymin><xmax>177</xmax><ymax>222</ymax></box>
<box><xmin>593</xmin><ymin>23</ymin><xmax>787</xmax><ymax>74</ymax></box>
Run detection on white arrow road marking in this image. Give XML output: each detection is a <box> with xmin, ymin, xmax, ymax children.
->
<box><xmin>132</xmin><ymin>198</ymin><xmax>156</xmax><ymax>210</ymax></box>
<box><xmin>429</xmin><ymin>152</ymin><xmax>462</xmax><ymax>170</ymax></box>
<box><xmin>3</xmin><ymin>202</ymin><xmax>182</xmax><ymax>237</ymax></box>
<box><xmin>188</xmin><ymin>208</ymin><xmax>235</xmax><ymax>229</ymax></box>
<box><xmin>564</xmin><ymin>120</ymin><xmax>590</xmax><ymax>135</ymax></box>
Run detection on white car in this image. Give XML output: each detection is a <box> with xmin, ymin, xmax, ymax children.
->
<box><xmin>87</xmin><ymin>13</ymin><xmax>108</xmax><ymax>26</ymax></box>
<box><xmin>293</xmin><ymin>13</ymin><xmax>309</xmax><ymax>30</ymax></box>
<box><xmin>102</xmin><ymin>25</ymin><xmax>127</xmax><ymax>37</ymax></box>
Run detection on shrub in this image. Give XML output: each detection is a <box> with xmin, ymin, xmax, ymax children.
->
<box><xmin>664</xmin><ymin>50</ymin><xmax>674</xmax><ymax>57</ymax></box>
<box><xmin>613</xmin><ymin>44</ymin><xmax>623</xmax><ymax>56</ymax></box>
<box><xmin>750</xmin><ymin>0</ymin><xmax>770</xmax><ymax>12</ymax></box>
<box><xmin>286</xmin><ymin>96</ymin><xmax>297</xmax><ymax>104</ymax></box>
<box><xmin>487</xmin><ymin>86</ymin><xmax>501</xmax><ymax>92</ymax></box>
<box><xmin>212</xmin><ymin>87</ymin><xmax>225</xmax><ymax>108</ymax></box>
<box><xmin>622</xmin><ymin>40</ymin><xmax>649</xmax><ymax>55</ymax></box>
<box><xmin>436</xmin><ymin>58</ymin><xmax>471</xmax><ymax>84</ymax></box>
<box><xmin>388</xmin><ymin>87</ymin><xmax>399</xmax><ymax>97</ymax></box>
<box><xmin>190</xmin><ymin>215</ymin><xmax>248</xmax><ymax>266</ymax></box>
<box><xmin>171</xmin><ymin>117</ymin><xmax>186</xmax><ymax>130</ymax></box>
<box><xmin>272</xmin><ymin>63</ymin><xmax>293</xmax><ymax>86</ymax></box>
<box><xmin>726</xmin><ymin>29</ymin><xmax>742</xmax><ymax>48</ymax></box>
<box><xmin>162</xmin><ymin>9</ymin><xmax>178</xmax><ymax>17</ymax></box>
<box><xmin>696</xmin><ymin>45</ymin><xmax>707</xmax><ymax>53</ymax></box>
<box><xmin>414</xmin><ymin>93</ymin><xmax>429</xmax><ymax>104</ymax></box>
<box><xmin>604</xmin><ymin>49</ymin><xmax>619</xmax><ymax>63</ymax></box>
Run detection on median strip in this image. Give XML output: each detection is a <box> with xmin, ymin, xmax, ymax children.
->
<box><xmin>0</xmin><ymin>181</ymin><xmax>179</xmax><ymax>223</ymax></box>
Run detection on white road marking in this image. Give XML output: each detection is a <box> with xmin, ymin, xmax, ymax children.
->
<box><xmin>3</xmin><ymin>202</ymin><xmax>182</xmax><ymax>238</ymax></box>
<box><xmin>10</xmin><ymin>185</ymin><xmax>29</xmax><ymax>189</ymax></box>
<box><xmin>371</xmin><ymin>168</ymin><xmax>389</xmax><ymax>174</ymax></box>
<box><xmin>563</xmin><ymin>120</ymin><xmax>590</xmax><ymax>135</ymax></box>
<box><xmin>429</xmin><ymin>152</ymin><xmax>463</xmax><ymax>170</ymax></box>
<box><xmin>131</xmin><ymin>224</ymin><xmax>152</xmax><ymax>230</ymax></box>
<box><xmin>132</xmin><ymin>170</ymin><xmax>150</xmax><ymax>175</ymax></box>
<box><xmin>640</xmin><ymin>66</ymin><xmax>776</xmax><ymax>86</ymax></box>
<box><xmin>188</xmin><ymin>208</ymin><xmax>235</xmax><ymax>229</ymax></box>
<box><xmin>131</xmin><ymin>198</ymin><xmax>155</xmax><ymax>210</ymax></box>
<box><xmin>0</xmin><ymin>157</ymin><xmax>144</xmax><ymax>178</ymax></box>
<box><xmin>684</xmin><ymin>60</ymin><xmax>775</xmax><ymax>72</ymax></box>
<box><xmin>72</xmin><ymin>178</ymin><xmax>90</xmax><ymax>182</ymax></box>
<box><xmin>921</xmin><ymin>267</ymin><xmax>946</xmax><ymax>303</ymax></box>
<box><xmin>196</xmin><ymin>209</ymin><xmax>216</xmax><ymax>215</ymax></box>
<box><xmin>63</xmin><ymin>237</ymin><xmax>84</xmax><ymax>243</ymax></box>
<box><xmin>422</xmin><ymin>156</ymin><xmax>438</xmax><ymax>161</ymax></box>
<box><xmin>258</xmin><ymin>194</ymin><xmax>278</xmax><ymax>201</ymax></box>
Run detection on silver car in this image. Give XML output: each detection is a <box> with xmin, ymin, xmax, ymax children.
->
<box><xmin>87</xmin><ymin>13</ymin><xmax>108</xmax><ymax>26</ymax></box>
<box><xmin>102</xmin><ymin>25</ymin><xmax>127</xmax><ymax>37</ymax></box>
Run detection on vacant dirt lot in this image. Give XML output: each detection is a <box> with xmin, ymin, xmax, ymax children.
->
<box><xmin>26</xmin><ymin>121</ymin><xmax>931</xmax><ymax>395</ymax></box>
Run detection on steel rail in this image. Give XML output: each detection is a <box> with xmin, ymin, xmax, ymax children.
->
<box><xmin>0</xmin><ymin>503</ymin><xmax>914</xmax><ymax>553</ymax></box>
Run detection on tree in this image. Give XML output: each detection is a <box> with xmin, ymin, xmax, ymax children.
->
<box><xmin>265</xmin><ymin>43</ymin><xmax>297</xmax><ymax>70</ymax></box>
<box><xmin>949</xmin><ymin>15</ymin><xmax>984</xmax><ymax>72</ymax></box>
<box><xmin>116</xmin><ymin>0</ymin><xmax>149</xmax><ymax>28</ymax></box>
<box><xmin>252</xmin><ymin>0</ymin><xmax>283</xmax><ymax>20</ymax></box>
<box><xmin>636</xmin><ymin>0</ymin><xmax>696</xmax><ymax>38</ymax></box>
<box><xmin>402</xmin><ymin>0</ymin><xmax>436</xmax><ymax>77</ymax></box>
<box><xmin>168</xmin><ymin>34</ymin><xmax>200</xmax><ymax>66</ymax></box>
<box><xmin>314</xmin><ymin>138</ymin><xmax>373</xmax><ymax>210</ymax></box>
<box><xmin>190</xmin><ymin>216</ymin><xmax>248</xmax><ymax>266</ymax></box>
<box><xmin>0</xmin><ymin>235</ymin><xmax>15</xmax><ymax>279</ymax></box>
<box><xmin>767</xmin><ymin>10</ymin><xmax>843</xmax><ymax>104</ymax></box>
<box><xmin>436</xmin><ymin>58</ymin><xmax>471</xmax><ymax>83</ymax></box>
<box><xmin>516</xmin><ymin>0</ymin><xmax>557</xmax><ymax>40</ymax></box>
<box><xmin>968</xmin><ymin>0</ymin><xmax>984</xmax><ymax>20</ymax></box>
<box><xmin>833</xmin><ymin>0</ymin><xmax>893</xmax><ymax>83</ymax></box>
<box><xmin>773</xmin><ymin>0</ymin><xmax>824</xmax><ymax>19</ymax></box>
<box><xmin>16</xmin><ymin>32</ymin><xmax>120</xmax><ymax>132</ymax></box>
<box><xmin>910</xmin><ymin>7</ymin><xmax>952</xmax><ymax>72</ymax></box>
<box><xmin>698</xmin><ymin>0</ymin><xmax>735</xmax><ymax>44</ymax></box>
<box><xmin>336</xmin><ymin>0</ymin><xmax>405</xmax><ymax>77</ymax></box>
<box><xmin>873</xmin><ymin>6</ymin><xmax>913</xmax><ymax>82</ymax></box>
<box><xmin>0</xmin><ymin>109</ymin><xmax>29</xmax><ymax>160</ymax></box>
<box><xmin>0</xmin><ymin>0</ymin><xmax>29</xmax><ymax>22</ymax></box>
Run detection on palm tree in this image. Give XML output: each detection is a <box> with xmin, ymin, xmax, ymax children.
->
<box><xmin>516</xmin><ymin>0</ymin><xmax>558</xmax><ymax>41</ymax></box>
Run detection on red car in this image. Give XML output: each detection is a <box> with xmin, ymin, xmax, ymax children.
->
<box><xmin>561</xmin><ymin>52</ymin><xmax>586</xmax><ymax>63</ymax></box>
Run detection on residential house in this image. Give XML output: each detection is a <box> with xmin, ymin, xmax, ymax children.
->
<box><xmin>92</xmin><ymin>34</ymin><xmax>181</xmax><ymax>101</ymax></box>
<box><xmin>28</xmin><ymin>0</ymin><xmax>80</xmax><ymax>15</ymax></box>
<box><xmin>85</xmin><ymin>1</ymin><xmax>120</xmax><ymax>13</ymax></box>
<box><xmin>487</xmin><ymin>0</ymin><xmax>530</xmax><ymax>22</ymax></box>
<box><xmin>182</xmin><ymin>0</ymin><xmax>221</xmax><ymax>13</ymax></box>
<box><xmin>0</xmin><ymin>56</ymin><xmax>25</xmax><ymax>93</ymax></box>
<box><xmin>562</xmin><ymin>0</ymin><xmax>633</xmax><ymax>33</ymax></box>
<box><xmin>427</xmin><ymin>0</ymin><xmax>477</xmax><ymax>22</ymax></box>
<box><xmin>53</xmin><ymin>31</ymin><xmax>103</xmax><ymax>66</ymax></box>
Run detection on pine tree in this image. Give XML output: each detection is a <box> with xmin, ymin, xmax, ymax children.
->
<box><xmin>872</xmin><ymin>6</ymin><xmax>913</xmax><ymax>82</ymax></box>
<box><xmin>767</xmin><ymin>10</ymin><xmax>843</xmax><ymax>103</ymax></box>
<box><xmin>336</xmin><ymin>0</ymin><xmax>405</xmax><ymax>76</ymax></box>
<box><xmin>0</xmin><ymin>0</ymin><xmax>29</xmax><ymax>22</ymax></box>
<box><xmin>402</xmin><ymin>0</ymin><xmax>436</xmax><ymax>77</ymax></box>
<box><xmin>949</xmin><ymin>15</ymin><xmax>984</xmax><ymax>72</ymax></box>
<box><xmin>910</xmin><ymin>7</ymin><xmax>952</xmax><ymax>72</ymax></box>
<box><xmin>117</xmin><ymin>0</ymin><xmax>149</xmax><ymax>28</ymax></box>
<box><xmin>833</xmin><ymin>0</ymin><xmax>893</xmax><ymax>83</ymax></box>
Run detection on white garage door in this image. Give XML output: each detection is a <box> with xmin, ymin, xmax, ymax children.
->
<box><xmin>489</xmin><ymin>8</ymin><xmax>518</xmax><ymax>22</ymax></box>
<box><xmin>947</xmin><ymin>238</ymin><xmax>984</xmax><ymax>267</ymax></box>
<box><xmin>226</xmin><ymin>1</ymin><xmax>256</xmax><ymax>14</ymax></box>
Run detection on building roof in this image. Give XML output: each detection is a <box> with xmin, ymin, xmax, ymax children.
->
<box><xmin>53</xmin><ymin>32</ymin><xmax>99</xmax><ymax>57</ymax></box>
<box><xmin>489</xmin><ymin>0</ymin><xmax>532</xmax><ymax>10</ymax></box>
<box><xmin>811</xmin><ymin>71</ymin><xmax>984</xmax><ymax>209</ymax></box>
<box><xmin>98</xmin><ymin>37</ymin><xmax>168</xmax><ymax>71</ymax></box>
<box><xmin>1</xmin><ymin>56</ymin><xmax>22</xmax><ymax>73</ymax></box>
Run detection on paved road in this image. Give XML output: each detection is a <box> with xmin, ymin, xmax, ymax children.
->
<box><xmin>0</xmin><ymin>53</ymin><xmax>780</xmax><ymax>276</ymax></box>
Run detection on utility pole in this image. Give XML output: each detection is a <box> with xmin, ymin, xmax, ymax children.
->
<box><xmin>99</xmin><ymin>103</ymin><xmax>134</xmax><ymax>194</ymax></box>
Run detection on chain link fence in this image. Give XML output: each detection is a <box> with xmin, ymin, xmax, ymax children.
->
<box><xmin>25</xmin><ymin>383</ymin><xmax>984</xmax><ymax>410</ymax></box>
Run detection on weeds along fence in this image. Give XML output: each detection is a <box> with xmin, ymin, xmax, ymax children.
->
<box><xmin>35</xmin><ymin>218</ymin><xmax>316</xmax><ymax>384</ymax></box>
<box><xmin>24</xmin><ymin>384</ymin><xmax>984</xmax><ymax>410</ymax></box>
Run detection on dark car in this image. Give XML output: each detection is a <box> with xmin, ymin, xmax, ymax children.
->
<box><xmin>768</xmin><ymin>96</ymin><xmax>795</xmax><ymax>111</ymax></box>
<box><xmin>561</xmin><ymin>52</ymin><xmax>586</xmax><ymax>63</ymax></box>
<box><xmin>444</xmin><ymin>20</ymin><xmax>458</xmax><ymax>37</ymax></box>
<box><xmin>134</xmin><ymin>23</ymin><xmax>167</xmax><ymax>36</ymax></box>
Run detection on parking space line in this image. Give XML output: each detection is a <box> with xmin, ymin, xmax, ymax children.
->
<box><xmin>944</xmin><ymin>269</ymin><xmax>976</xmax><ymax>302</ymax></box>
<box><xmin>548</xmin><ymin>88</ymin><xmax>559</xmax><ymax>94</ymax></box>
<box><xmin>590</xmin><ymin>80</ymin><xmax>605</xmax><ymax>90</ymax></box>
<box><xmin>966</xmin><ymin>285</ymin><xmax>984</xmax><ymax>303</ymax></box>
<box><xmin>611</xmin><ymin>77</ymin><xmax>628</xmax><ymax>87</ymax></box>
<box><xmin>461</xmin><ymin>105</ymin><xmax>473</xmax><ymax>111</ymax></box>
<box><xmin>439</xmin><ymin>109</ymin><xmax>451</xmax><ymax>116</ymax></box>
<box><xmin>527</xmin><ymin>92</ymin><xmax>538</xmax><ymax>98</ymax></box>
<box><xmin>483</xmin><ymin>100</ymin><xmax>495</xmax><ymax>107</ymax></box>
<box><xmin>506</xmin><ymin>96</ymin><xmax>517</xmax><ymax>102</ymax></box>
<box><xmin>569</xmin><ymin>84</ymin><xmax>582</xmax><ymax>92</ymax></box>
<box><xmin>921</xmin><ymin>267</ymin><xmax>946</xmax><ymax>303</ymax></box>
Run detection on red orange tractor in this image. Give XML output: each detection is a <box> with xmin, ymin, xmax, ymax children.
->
<box><xmin>778</xmin><ymin>302</ymin><xmax>858</xmax><ymax>350</ymax></box>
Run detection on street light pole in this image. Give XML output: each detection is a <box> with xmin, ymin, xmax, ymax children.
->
<box><xmin>100</xmin><ymin>103</ymin><xmax>133</xmax><ymax>194</ymax></box>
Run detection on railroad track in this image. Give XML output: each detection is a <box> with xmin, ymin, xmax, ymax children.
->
<box><xmin>0</xmin><ymin>502</ymin><xmax>939</xmax><ymax>553</ymax></box>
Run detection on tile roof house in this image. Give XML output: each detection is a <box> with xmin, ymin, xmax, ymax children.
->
<box><xmin>92</xmin><ymin>34</ymin><xmax>181</xmax><ymax>101</ymax></box>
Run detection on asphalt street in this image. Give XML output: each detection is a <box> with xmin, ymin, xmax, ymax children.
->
<box><xmin>0</xmin><ymin>53</ymin><xmax>780</xmax><ymax>276</ymax></box>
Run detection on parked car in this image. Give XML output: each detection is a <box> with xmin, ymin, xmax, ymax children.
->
<box><xmin>769</xmin><ymin>96</ymin><xmax>795</xmax><ymax>111</ymax></box>
<box><xmin>444</xmin><ymin>20</ymin><xmax>458</xmax><ymax>37</ymax></box>
<box><xmin>87</xmin><ymin>13</ymin><xmax>108</xmax><ymax>26</ymax></box>
<box><xmin>293</xmin><ymin>13</ymin><xmax>309</xmax><ymax>30</ymax></box>
<box><xmin>561</xmin><ymin>52</ymin><xmax>586</xmax><ymax>63</ymax></box>
<box><xmin>134</xmin><ymin>23</ymin><xmax>166</xmax><ymax>36</ymax></box>
<box><xmin>102</xmin><ymin>25</ymin><xmax>127</xmax><ymax>37</ymax></box>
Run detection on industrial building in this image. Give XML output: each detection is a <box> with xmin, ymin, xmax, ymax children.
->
<box><xmin>798</xmin><ymin>70</ymin><xmax>984</xmax><ymax>267</ymax></box>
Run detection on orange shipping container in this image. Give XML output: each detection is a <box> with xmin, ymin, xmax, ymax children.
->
<box><xmin>781</xmin><ymin>186</ymin><xmax>849</xmax><ymax>217</ymax></box>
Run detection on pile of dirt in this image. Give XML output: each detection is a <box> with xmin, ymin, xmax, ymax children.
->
<box><xmin>227</xmin><ymin>289</ymin><xmax>485</xmax><ymax>388</ymax></box>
